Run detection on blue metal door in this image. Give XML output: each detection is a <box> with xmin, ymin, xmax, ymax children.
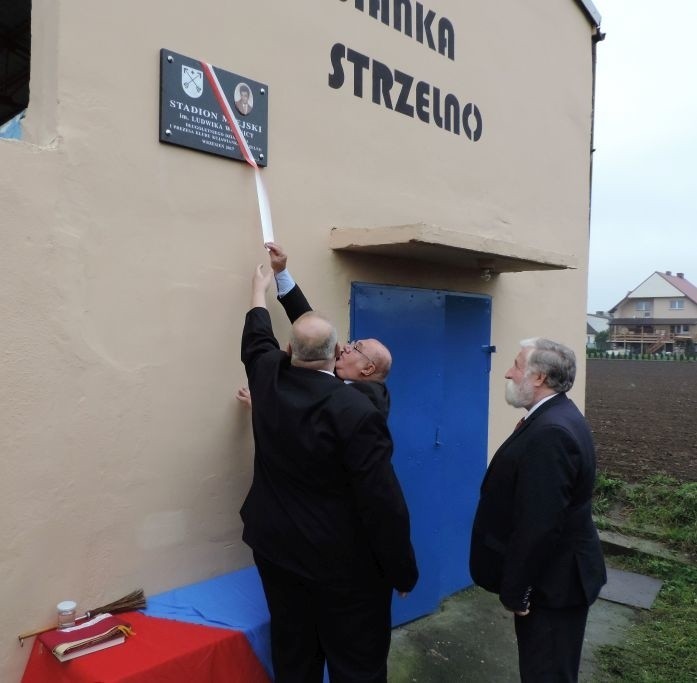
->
<box><xmin>351</xmin><ymin>283</ymin><xmax>492</xmax><ymax>625</ymax></box>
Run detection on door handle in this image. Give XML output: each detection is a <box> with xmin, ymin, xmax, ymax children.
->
<box><xmin>482</xmin><ymin>344</ymin><xmax>496</xmax><ymax>372</ymax></box>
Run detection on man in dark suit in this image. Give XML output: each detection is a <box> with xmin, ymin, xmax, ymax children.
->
<box><xmin>470</xmin><ymin>338</ymin><xmax>606</xmax><ymax>682</ymax></box>
<box><xmin>241</xmin><ymin>264</ymin><xmax>418</xmax><ymax>683</ymax></box>
<box><xmin>238</xmin><ymin>242</ymin><xmax>391</xmax><ymax>417</ymax></box>
<box><xmin>234</xmin><ymin>83</ymin><xmax>253</xmax><ymax>116</ymax></box>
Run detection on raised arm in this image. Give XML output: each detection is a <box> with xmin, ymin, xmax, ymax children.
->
<box><xmin>251</xmin><ymin>263</ymin><xmax>273</xmax><ymax>309</ymax></box>
<box><xmin>242</xmin><ymin>265</ymin><xmax>279</xmax><ymax>370</ymax></box>
<box><xmin>265</xmin><ymin>242</ymin><xmax>312</xmax><ymax>323</ymax></box>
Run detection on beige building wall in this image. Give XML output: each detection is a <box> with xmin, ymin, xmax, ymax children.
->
<box><xmin>614</xmin><ymin>300</ymin><xmax>647</xmax><ymax>318</ymax></box>
<box><xmin>615</xmin><ymin>297</ymin><xmax>697</xmax><ymax>319</ymax></box>
<box><xmin>1</xmin><ymin>1</ymin><xmax>599</xmax><ymax>678</ymax></box>
<box><xmin>653</xmin><ymin>298</ymin><xmax>697</xmax><ymax>317</ymax></box>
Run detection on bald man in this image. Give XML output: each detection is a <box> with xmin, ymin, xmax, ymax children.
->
<box><xmin>240</xmin><ymin>265</ymin><xmax>418</xmax><ymax>683</ymax></box>
<box><xmin>266</xmin><ymin>241</ymin><xmax>392</xmax><ymax>417</ymax></box>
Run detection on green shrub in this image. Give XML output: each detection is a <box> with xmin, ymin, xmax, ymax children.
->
<box><xmin>593</xmin><ymin>472</ymin><xmax>624</xmax><ymax>515</ymax></box>
<box><xmin>624</xmin><ymin>475</ymin><xmax>697</xmax><ymax>554</ymax></box>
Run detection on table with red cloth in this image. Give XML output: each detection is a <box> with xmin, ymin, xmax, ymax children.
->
<box><xmin>22</xmin><ymin>568</ymin><xmax>272</xmax><ymax>683</ymax></box>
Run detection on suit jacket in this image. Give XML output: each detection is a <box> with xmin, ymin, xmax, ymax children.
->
<box><xmin>240</xmin><ymin>306</ymin><xmax>418</xmax><ymax>592</ymax></box>
<box><xmin>278</xmin><ymin>283</ymin><xmax>391</xmax><ymax>418</ymax></box>
<box><xmin>469</xmin><ymin>393</ymin><xmax>606</xmax><ymax>612</ymax></box>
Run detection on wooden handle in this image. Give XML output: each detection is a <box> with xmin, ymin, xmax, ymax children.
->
<box><xmin>18</xmin><ymin>614</ymin><xmax>88</xmax><ymax>646</ymax></box>
<box><xmin>18</xmin><ymin>624</ymin><xmax>55</xmax><ymax>646</ymax></box>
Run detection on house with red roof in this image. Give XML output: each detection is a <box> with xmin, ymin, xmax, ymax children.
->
<box><xmin>608</xmin><ymin>271</ymin><xmax>697</xmax><ymax>354</ymax></box>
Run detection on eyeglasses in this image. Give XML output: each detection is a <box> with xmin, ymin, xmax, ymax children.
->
<box><xmin>347</xmin><ymin>340</ymin><xmax>375</xmax><ymax>365</ymax></box>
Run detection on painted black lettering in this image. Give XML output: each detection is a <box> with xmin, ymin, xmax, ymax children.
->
<box><xmin>328</xmin><ymin>43</ymin><xmax>346</xmax><ymax>89</ymax></box>
<box><xmin>346</xmin><ymin>48</ymin><xmax>371</xmax><ymax>97</ymax></box>
<box><xmin>444</xmin><ymin>94</ymin><xmax>460</xmax><ymax>134</ymax></box>
<box><xmin>394</xmin><ymin>70</ymin><xmax>414</xmax><ymax>117</ymax></box>
<box><xmin>372</xmin><ymin>60</ymin><xmax>394</xmax><ymax>108</ymax></box>
<box><xmin>415</xmin><ymin>81</ymin><xmax>430</xmax><ymax>123</ymax></box>
<box><xmin>368</xmin><ymin>0</ymin><xmax>390</xmax><ymax>24</ymax></box>
<box><xmin>416</xmin><ymin>3</ymin><xmax>424</xmax><ymax>42</ymax></box>
<box><xmin>394</xmin><ymin>0</ymin><xmax>412</xmax><ymax>36</ymax></box>
<box><xmin>432</xmin><ymin>87</ymin><xmax>443</xmax><ymax>127</ymax></box>
<box><xmin>327</xmin><ymin>43</ymin><xmax>482</xmax><ymax>142</ymax></box>
<box><xmin>422</xmin><ymin>8</ymin><xmax>436</xmax><ymax>49</ymax></box>
<box><xmin>438</xmin><ymin>18</ymin><xmax>455</xmax><ymax>60</ymax></box>
<box><xmin>343</xmin><ymin>0</ymin><xmax>453</xmax><ymax>61</ymax></box>
<box><xmin>416</xmin><ymin>3</ymin><xmax>436</xmax><ymax>49</ymax></box>
<box><xmin>462</xmin><ymin>103</ymin><xmax>483</xmax><ymax>141</ymax></box>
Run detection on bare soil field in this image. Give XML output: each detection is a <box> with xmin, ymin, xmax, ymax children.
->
<box><xmin>585</xmin><ymin>359</ymin><xmax>697</xmax><ymax>482</ymax></box>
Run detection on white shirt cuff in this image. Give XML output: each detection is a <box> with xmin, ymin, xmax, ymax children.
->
<box><xmin>275</xmin><ymin>269</ymin><xmax>296</xmax><ymax>297</ymax></box>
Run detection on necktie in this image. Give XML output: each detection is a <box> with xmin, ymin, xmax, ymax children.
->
<box><xmin>514</xmin><ymin>418</ymin><xmax>526</xmax><ymax>431</ymax></box>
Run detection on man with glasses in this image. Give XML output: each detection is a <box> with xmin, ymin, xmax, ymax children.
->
<box><xmin>240</xmin><ymin>264</ymin><xmax>418</xmax><ymax>683</ymax></box>
<box><xmin>239</xmin><ymin>242</ymin><xmax>393</xmax><ymax>418</ymax></box>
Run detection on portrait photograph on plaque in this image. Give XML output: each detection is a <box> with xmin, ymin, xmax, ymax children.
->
<box><xmin>234</xmin><ymin>84</ymin><xmax>253</xmax><ymax>116</ymax></box>
<box><xmin>159</xmin><ymin>49</ymin><xmax>268</xmax><ymax>165</ymax></box>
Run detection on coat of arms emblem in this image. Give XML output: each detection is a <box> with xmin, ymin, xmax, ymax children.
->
<box><xmin>182</xmin><ymin>65</ymin><xmax>203</xmax><ymax>98</ymax></box>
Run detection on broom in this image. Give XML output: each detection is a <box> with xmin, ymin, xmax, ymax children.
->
<box><xmin>18</xmin><ymin>589</ymin><xmax>146</xmax><ymax>646</ymax></box>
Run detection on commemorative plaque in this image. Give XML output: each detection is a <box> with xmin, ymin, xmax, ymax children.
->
<box><xmin>159</xmin><ymin>49</ymin><xmax>269</xmax><ymax>166</ymax></box>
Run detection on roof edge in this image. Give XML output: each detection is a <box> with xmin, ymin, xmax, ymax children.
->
<box><xmin>575</xmin><ymin>0</ymin><xmax>601</xmax><ymax>28</ymax></box>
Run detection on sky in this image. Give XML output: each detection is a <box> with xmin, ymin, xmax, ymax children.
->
<box><xmin>587</xmin><ymin>0</ymin><xmax>697</xmax><ymax>313</ymax></box>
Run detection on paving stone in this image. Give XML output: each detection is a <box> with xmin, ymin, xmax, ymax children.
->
<box><xmin>599</xmin><ymin>566</ymin><xmax>663</xmax><ymax>610</ymax></box>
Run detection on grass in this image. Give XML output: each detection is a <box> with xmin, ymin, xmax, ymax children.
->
<box><xmin>593</xmin><ymin>472</ymin><xmax>697</xmax><ymax>555</ymax></box>
<box><xmin>592</xmin><ymin>472</ymin><xmax>697</xmax><ymax>682</ymax></box>
<box><xmin>594</xmin><ymin>556</ymin><xmax>697</xmax><ymax>682</ymax></box>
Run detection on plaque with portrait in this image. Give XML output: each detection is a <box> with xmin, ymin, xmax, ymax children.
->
<box><xmin>159</xmin><ymin>49</ymin><xmax>269</xmax><ymax>166</ymax></box>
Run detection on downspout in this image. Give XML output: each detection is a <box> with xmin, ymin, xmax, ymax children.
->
<box><xmin>588</xmin><ymin>25</ymin><xmax>606</xmax><ymax>236</ymax></box>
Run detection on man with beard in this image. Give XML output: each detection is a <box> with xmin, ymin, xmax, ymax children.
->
<box><xmin>469</xmin><ymin>338</ymin><xmax>606</xmax><ymax>682</ymax></box>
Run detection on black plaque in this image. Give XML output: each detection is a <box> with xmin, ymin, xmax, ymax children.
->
<box><xmin>159</xmin><ymin>49</ymin><xmax>268</xmax><ymax>166</ymax></box>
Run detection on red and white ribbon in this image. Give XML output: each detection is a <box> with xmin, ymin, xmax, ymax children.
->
<box><xmin>200</xmin><ymin>62</ymin><xmax>274</xmax><ymax>244</ymax></box>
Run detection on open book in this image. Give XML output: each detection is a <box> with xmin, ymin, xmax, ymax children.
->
<box><xmin>38</xmin><ymin>613</ymin><xmax>131</xmax><ymax>662</ymax></box>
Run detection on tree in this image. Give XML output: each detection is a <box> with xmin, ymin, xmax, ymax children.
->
<box><xmin>594</xmin><ymin>330</ymin><xmax>610</xmax><ymax>351</ymax></box>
